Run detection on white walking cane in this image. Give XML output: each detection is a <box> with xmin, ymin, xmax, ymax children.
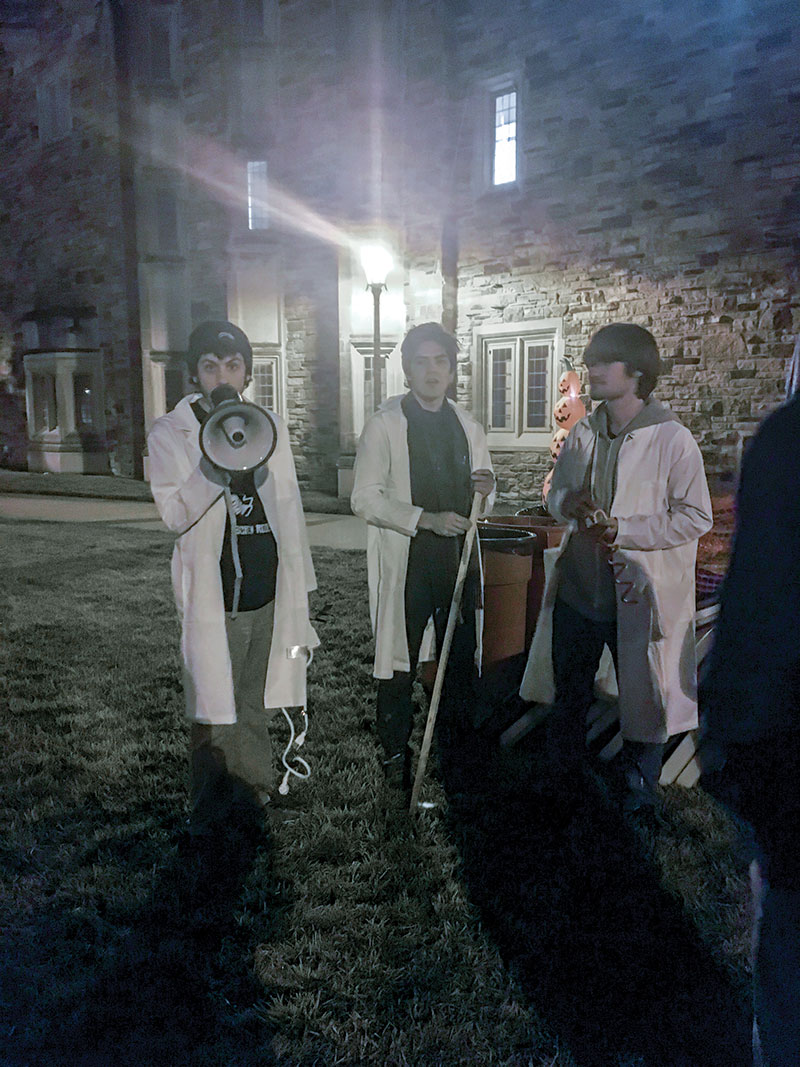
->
<box><xmin>410</xmin><ymin>491</ymin><xmax>483</xmax><ymax>815</ymax></box>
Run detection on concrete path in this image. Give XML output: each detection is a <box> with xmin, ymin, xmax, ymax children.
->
<box><xmin>0</xmin><ymin>494</ymin><xmax>367</xmax><ymax>550</ymax></box>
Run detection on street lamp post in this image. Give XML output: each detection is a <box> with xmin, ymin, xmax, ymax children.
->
<box><xmin>359</xmin><ymin>243</ymin><xmax>394</xmax><ymax>414</ymax></box>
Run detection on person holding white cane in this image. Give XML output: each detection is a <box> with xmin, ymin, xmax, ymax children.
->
<box><xmin>351</xmin><ymin>323</ymin><xmax>494</xmax><ymax>815</ymax></box>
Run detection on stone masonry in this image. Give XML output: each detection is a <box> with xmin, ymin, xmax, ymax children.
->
<box><xmin>0</xmin><ymin>0</ymin><xmax>797</xmax><ymax>497</ymax></box>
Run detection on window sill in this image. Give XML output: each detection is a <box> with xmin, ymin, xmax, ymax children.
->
<box><xmin>487</xmin><ymin>440</ymin><xmax>552</xmax><ymax>453</ymax></box>
<box><xmin>475</xmin><ymin>180</ymin><xmax>524</xmax><ymax>203</ymax></box>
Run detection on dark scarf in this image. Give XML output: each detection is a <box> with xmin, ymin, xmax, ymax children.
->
<box><xmin>401</xmin><ymin>393</ymin><xmax>471</xmax><ymax>517</ymax></box>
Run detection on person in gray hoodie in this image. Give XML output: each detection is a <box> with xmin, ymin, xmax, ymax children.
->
<box><xmin>521</xmin><ymin>324</ymin><xmax>712</xmax><ymax>810</ymax></box>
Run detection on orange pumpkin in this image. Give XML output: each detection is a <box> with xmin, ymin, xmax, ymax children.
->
<box><xmin>553</xmin><ymin>394</ymin><xmax>586</xmax><ymax>430</ymax></box>
<box><xmin>549</xmin><ymin>427</ymin><xmax>569</xmax><ymax>462</ymax></box>
<box><xmin>542</xmin><ymin>467</ymin><xmax>554</xmax><ymax>503</ymax></box>
<box><xmin>558</xmin><ymin>369</ymin><xmax>581</xmax><ymax>397</ymax></box>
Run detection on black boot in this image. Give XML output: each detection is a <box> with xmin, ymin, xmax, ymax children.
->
<box><xmin>381</xmin><ymin>749</ymin><xmax>411</xmax><ymax>813</ymax></box>
<box><xmin>622</xmin><ymin>741</ymin><xmax>664</xmax><ymax>813</ymax></box>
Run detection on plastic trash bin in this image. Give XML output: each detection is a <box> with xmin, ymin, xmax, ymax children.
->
<box><xmin>477</xmin><ymin>523</ymin><xmax>539</xmax><ymax>665</ymax></box>
<box><xmin>481</xmin><ymin>514</ymin><xmax>566</xmax><ymax>648</ymax></box>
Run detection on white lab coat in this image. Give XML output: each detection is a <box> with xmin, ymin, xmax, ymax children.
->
<box><xmin>520</xmin><ymin>409</ymin><xmax>712</xmax><ymax>742</ymax></box>
<box><xmin>147</xmin><ymin>394</ymin><xmax>318</xmax><ymax>724</ymax></box>
<box><xmin>351</xmin><ymin>394</ymin><xmax>494</xmax><ymax>680</ymax></box>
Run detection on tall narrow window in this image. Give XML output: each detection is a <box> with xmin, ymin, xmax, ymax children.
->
<box><xmin>155</xmin><ymin>188</ymin><xmax>180</xmax><ymax>253</ymax></box>
<box><xmin>73</xmin><ymin>373</ymin><xmax>94</xmax><ymax>427</ymax></box>
<box><xmin>488</xmin><ymin>344</ymin><xmax>514</xmax><ymax>429</ymax></box>
<box><xmin>524</xmin><ymin>343</ymin><xmax>550</xmax><ymax>429</ymax></box>
<box><xmin>241</xmin><ymin>0</ymin><xmax>265</xmax><ymax>37</ymax></box>
<box><xmin>37</xmin><ymin>72</ymin><xmax>72</xmax><ymax>144</ymax></box>
<box><xmin>32</xmin><ymin>374</ymin><xmax>58</xmax><ymax>432</ymax></box>
<box><xmin>493</xmin><ymin>89</ymin><xmax>517</xmax><ymax>185</ymax></box>
<box><xmin>247</xmin><ymin>161</ymin><xmax>269</xmax><ymax>230</ymax></box>
<box><xmin>251</xmin><ymin>355</ymin><xmax>280</xmax><ymax>412</ymax></box>
<box><xmin>148</xmin><ymin>5</ymin><xmax>178</xmax><ymax>84</ymax></box>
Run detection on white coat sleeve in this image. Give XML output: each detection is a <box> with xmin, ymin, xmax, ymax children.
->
<box><xmin>614</xmin><ymin>430</ymin><xmax>713</xmax><ymax>551</ymax></box>
<box><xmin>469</xmin><ymin>423</ymin><xmax>496</xmax><ymax>515</ymax></box>
<box><xmin>351</xmin><ymin>415</ymin><xmax>422</xmax><ymax>536</ymax></box>
<box><xmin>547</xmin><ymin>427</ymin><xmax>585</xmax><ymax>524</ymax></box>
<box><xmin>147</xmin><ymin>420</ymin><xmax>228</xmax><ymax>535</ymax></box>
<box><xmin>272</xmin><ymin>414</ymin><xmax>317</xmax><ymax>595</ymax></box>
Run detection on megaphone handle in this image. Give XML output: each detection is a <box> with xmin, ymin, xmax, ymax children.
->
<box><xmin>224</xmin><ymin>488</ymin><xmax>243</xmax><ymax>618</ymax></box>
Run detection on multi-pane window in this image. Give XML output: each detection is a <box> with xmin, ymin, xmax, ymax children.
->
<box><xmin>355</xmin><ymin>341</ymin><xmax>395</xmax><ymax>419</ymax></box>
<box><xmin>241</xmin><ymin>0</ymin><xmax>266</xmax><ymax>36</ymax></box>
<box><xmin>147</xmin><ymin>5</ymin><xmax>178</xmax><ymax>84</ymax></box>
<box><xmin>480</xmin><ymin>324</ymin><xmax>560</xmax><ymax>445</ymax></box>
<box><xmin>73</xmin><ymin>373</ymin><xmax>94</xmax><ymax>427</ymax></box>
<box><xmin>143</xmin><ymin>173</ymin><xmax>181</xmax><ymax>254</ymax></box>
<box><xmin>155</xmin><ymin>188</ymin><xmax>180</xmax><ymax>253</ymax></box>
<box><xmin>492</xmin><ymin>89</ymin><xmax>517</xmax><ymax>185</ymax></box>
<box><xmin>489</xmin><ymin>345</ymin><xmax>513</xmax><ymax>429</ymax></box>
<box><xmin>37</xmin><ymin>73</ymin><xmax>72</xmax><ymax>145</ymax></box>
<box><xmin>32</xmin><ymin>373</ymin><xmax>57</xmax><ymax>433</ymax></box>
<box><xmin>524</xmin><ymin>343</ymin><xmax>550</xmax><ymax>429</ymax></box>
<box><xmin>251</xmin><ymin>353</ymin><xmax>281</xmax><ymax>413</ymax></box>
<box><xmin>247</xmin><ymin>161</ymin><xmax>269</xmax><ymax>230</ymax></box>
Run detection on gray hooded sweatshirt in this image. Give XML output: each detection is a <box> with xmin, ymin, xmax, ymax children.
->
<box><xmin>557</xmin><ymin>398</ymin><xmax>680</xmax><ymax>621</ymax></box>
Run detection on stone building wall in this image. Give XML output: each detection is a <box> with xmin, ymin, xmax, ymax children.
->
<box><xmin>436</xmin><ymin>0</ymin><xmax>800</xmax><ymax>502</ymax></box>
<box><xmin>0</xmin><ymin>1</ymin><xmax>137</xmax><ymax>471</ymax></box>
<box><xmin>1</xmin><ymin>0</ymin><xmax>797</xmax><ymax>492</ymax></box>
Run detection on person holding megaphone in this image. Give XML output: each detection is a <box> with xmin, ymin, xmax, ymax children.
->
<box><xmin>148</xmin><ymin>321</ymin><xmax>318</xmax><ymax>843</ymax></box>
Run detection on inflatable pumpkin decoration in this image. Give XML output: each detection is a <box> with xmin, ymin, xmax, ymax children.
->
<box><xmin>553</xmin><ymin>393</ymin><xmax>586</xmax><ymax>430</ymax></box>
<box><xmin>558</xmin><ymin>369</ymin><xmax>581</xmax><ymax>397</ymax></box>
<box><xmin>549</xmin><ymin>427</ymin><xmax>569</xmax><ymax>462</ymax></box>
<box><xmin>542</xmin><ymin>467</ymin><xmax>554</xmax><ymax>503</ymax></box>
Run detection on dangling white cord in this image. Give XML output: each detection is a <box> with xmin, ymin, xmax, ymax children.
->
<box><xmin>277</xmin><ymin>647</ymin><xmax>314</xmax><ymax>795</ymax></box>
<box><xmin>224</xmin><ymin>487</ymin><xmax>243</xmax><ymax>618</ymax></box>
<box><xmin>277</xmin><ymin>708</ymin><xmax>311</xmax><ymax>795</ymax></box>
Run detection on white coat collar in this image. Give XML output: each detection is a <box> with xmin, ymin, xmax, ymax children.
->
<box><xmin>169</xmin><ymin>393</ymin><xmax>206</xmax><ymax>433</ymax></box>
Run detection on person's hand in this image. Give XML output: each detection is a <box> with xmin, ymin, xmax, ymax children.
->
<box><xmin>561</xmin><ymin>489</ymin><xmax>596</xmax><ymax>522</ymax></box>
<box><xmin>471</xmin><ymin>468</ymin><xmax>495</xmax><ymax>499</ymax></box>
<box><xmin>417</xmin><ymin>511</ymin><xmax>473</xmax><ymax>537</ymax></box>
<box><xmin>591</xmin><ymin>515</ymin><xmax>618</xmax><ymax>547</ymax></box>
<box><xmin>199</xmin><ymin>455</ymin><xmax>231</xmax><ymax>487</ymax></box>
<box><xmin>580</xmin><ymin>508</ymin><xmax>618</xmax><ymax>550</ymax></box>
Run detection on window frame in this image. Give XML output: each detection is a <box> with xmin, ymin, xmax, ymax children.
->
<box><xmin>31</xmin><ymin>372</ymin><xmax>58</xmax><ymax>434</ymax></box>
<box><xmin>144</xmin><ymin>2</ymin><xmax>180</xmax><ymax>87</ymax></box>
<box><xmin>491</xmin><ymin>87</ymin><xmax>518</xmax><ymax>187</ymax></box>
<box><xmin>473</xmin><ymin>319</ymin><xmax>563</xmax><ymax>450</ymax></box>
<box><xmin>247</xmin><ymin>344</ymin><xmax>283</xmax><ymax>416</ymax></box>
<box><xmin>246</xmin><ymin>160</ymin><xmax>269</xmax><ymax>232</ymax></box>
<box><xmin>36</xmin><ymin>70</ymin><xmax>72</xmax><ymax>145</ymax></box>
<box><xmin>140</xmin><ymin>169</ymin><xmax>183</xmax><ymax>255</ymax></box>
<box><xmin>475</xmin><ymin>71</ymin><xmax>523</xmax><ymax>193</ymax></box>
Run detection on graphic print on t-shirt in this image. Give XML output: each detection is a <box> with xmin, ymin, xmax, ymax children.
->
<box><xmin>231</xmin><ymin>492</ymin><xmax>255</xmax><ymax>518</ymax></box>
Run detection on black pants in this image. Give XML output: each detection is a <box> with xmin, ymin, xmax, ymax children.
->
<box><xmin>376</xmin><ymin>537</ymin><xmax>477</xmax><ymax>759</ymax></box>
<box><xmin>551</xmin><ymin>598</ymin><xmax>662</xmax><ymax>784</ymax></box>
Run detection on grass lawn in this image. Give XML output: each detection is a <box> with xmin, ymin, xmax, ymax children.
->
<box><xmin>0</xmin><ymin>519</ymin><xmax>754</xmax><ymax>1066</ymax></box>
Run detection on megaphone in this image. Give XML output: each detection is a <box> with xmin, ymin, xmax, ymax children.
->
<box><xmin>199</xmin><ymin>385</ymin><xmax>278</xmax><ymax>473</ymax></box>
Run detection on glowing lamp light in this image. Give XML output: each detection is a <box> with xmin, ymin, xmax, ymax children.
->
<box><xmin>359</xmin><ymin>241</ymin><xmax>395</xmax><ymax>414</ymax></box>
<box><xmin>359</xmin><ymin>242</ymin><xmax>394</xmax><ymax>288</ymax></box>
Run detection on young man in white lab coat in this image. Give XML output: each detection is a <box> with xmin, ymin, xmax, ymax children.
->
<box><xmin>521</xmin><ymin>323</ymin><xmax>712</xmax><ymax>811</ymax></box>
<box><xmin>351</xmin><ymin>322</ymin><xmax>495</xmax><ymax>805</ymax></box>
<box><xmin>148</xmin><ymin>321</ymin><xmax>318</xmax><ymax>838</ymax></box>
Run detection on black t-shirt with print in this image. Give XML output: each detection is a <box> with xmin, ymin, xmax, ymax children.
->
<box><xmin>192</xmin><ymin>400</ymin><xmax>279</xmax><ymax>611</ymax></box>
<box><xmin>220</xmin><ymin>470</ymin><xmax>279</xmax><ymax>611</ymax></box>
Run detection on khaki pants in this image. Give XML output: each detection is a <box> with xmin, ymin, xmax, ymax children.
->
<box><xmin>189</xmin><ymin>600</ymin><xmax>276</xmax><ymax>834</ymax></box>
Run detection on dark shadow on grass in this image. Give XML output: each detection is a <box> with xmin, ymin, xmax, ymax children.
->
<box><xmin>14</xmin><ymin>786</ymin><xmax>286</xmax><ymax>1067</ymax></box>
<box><xmin>437</xmin><ymin>702</ymin><xmax>752</xmax><ymax>1067</ymax></box>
